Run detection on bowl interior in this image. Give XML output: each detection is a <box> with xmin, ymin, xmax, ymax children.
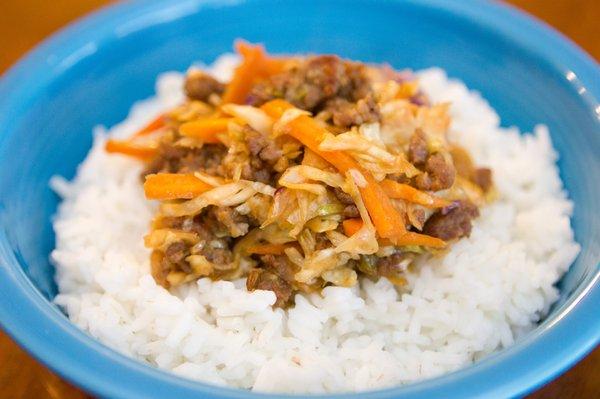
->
<box><xmin>0</xmin><ymin>0</ymin><xmax>598</xmax><ymax>396</ymax></box>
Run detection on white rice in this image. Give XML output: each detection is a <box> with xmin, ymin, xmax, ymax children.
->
<box><xmin>51</xmin><ymin>56</ymin><xmax>580</xmax><ymax>393</ymax></box>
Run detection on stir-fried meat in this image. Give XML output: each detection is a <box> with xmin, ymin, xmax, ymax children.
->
<box><xmin>332</xmin><ymin>187</ymin><xmax>359</xmax><ymax>217</ymax></box>
<box><xmin>245</xmin><ymin>126</ymin><xmax>283</xmax><ymax>163</ymax></box>
<box><xmin>473</xmin><ymin>167</ymin><xmax>493</xmax><ymax>192</ymax></box>
<box><xmin>423</xmin><ymin>200</ymin><xmax>479</xmax><ymax>241</ymax></box>
<box><xmin>333</xmin><ymin>187</ymin><xmax>354</xmax><ymax>205</ymax></box>
<box><xmin>165</xmin><ymin>241</ymin><xmax>190</xmax><ymax>269</ymax></box>
<box><xmin>247</xmin><ymin>269</ymin><xmax>293</xmax><ymax>307</ymax></box>
<box><xmin>205</xmin><ymin>206</ymin><xmax>252</xmax><ymax>238</ymax></box>
<box><xmin>184</xmin><ymin>70</ymin><xmax>225</xmax><ymax>102</ymax></box>
<box><xmin>408</xmin><ymin>129</ymin><xmax>428</xmax><ymax>165</ymax></box>
<box><xmin>241</xmin><ymin>157</ymin><xmax>274</xmax><ymax>184</ymax></box>
<box><xmin>259</xmin><ymin>254</ymin><xmax>298</xmax><ymax>282</ymax></box>
<box><xmin>343</xmin><ymin>205</ymin><xmax>360</xmax><ymax>218</ymax></box>
<box><xmin>151</xmin><ymin>242</ymin><xmax>193</xmax><ymax>288</ymax></box>
<box><xmin>376</xmin><ymin>252</ymin><xmax>411</xmax><ymax>279</ymax></box>
<box><xmin>414</xmin><ymin>152</ymin><xmax>456</xmax><ymax>191</ymax></box>
<box><xmin>133</xmin><ymin>47</ymin><xmax>496</xmax><ymax>306</ymax></box>
<box><xmin>326</xmin><ymin>94</ymin><xmax>380</xmax><ymax>128</ymax></box>
<box><xmin>157</xmin><ymin>212</ymin><xmax>235</xmax><ymax>268</ymax></box>
<box><xmin>314</xmin><ymin>233</ymin><xmax>331</xmax><ymax>251</ymax></box>
<box><xmin>247</xmin><ymin>55</ymin><xmax>372</xmax><ymax>113</ymax></box>
<box><xmin>221</xmin><ymin>125</ymin><xmax>288</xmax><ymax>185</ymax></box>
<box><xmin>143</xmin><ymin>143</ymin><xmax>227</xmax><ymax>177</ymax></box>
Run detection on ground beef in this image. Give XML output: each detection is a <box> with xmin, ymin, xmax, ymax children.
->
<box><xmin>326</xmin><ymin>94</ymin><xmax>380</xmax><ymax>128</ymax></box>
<box><xmin>473</xmin><ymin>167</ymin><xmax>493</xmax><ymax>192</ymax></box>
<box><xmin>169</xmin><ymin>211</ymin><xmax>234</xmax><ymax>265</ymax></box>
<box><xmin>164</xmin><ymin>241</ymin><xmax>190</xmax><ymax>268</ymax></box>
<box><xmin>206</xmin><ymin>206</ymin><xmax>252</xmax><ymax>237</ymax></box>
<box><xmin>240</xmin><ymin>157</ymin><xmax>273</xmax><ymax>184</ymax></box>
<box><xmin>184</xmin><ymin>70</ymin><xmax>224</xmax><ymax>102</ymax></box>
<box><xmin>376</xmin><ymin>252</ymin><xmax>410</xmax><ymax>278</ymax></box>
<box><xmin>247</xmin><ymin>55</ymin><xmax>372</xmax><ymax>112</ymax></box>
<box><xmin>422</xmin><ymin>200</ymin><xmax>479</xmax><ymax>241</ymax></box>
<box><xmin>220</xmin><ymin>125</ymin><xmax>286</xmax><ymax>185</ymax></box>
<box><xmin>414</xmin><ymin>152</ymin><xmax>456</xmax><ymax>191</ymax></box>
<box><xmin>142</xmin><ymin>143</ymin><xmax>227</xmax><ymax>177</ymax></box>
<box><xmin>245</xmin><ymin>126</ymin><xmax>283</xmax><ymax>163</ymax></box>
<box><xmin>246</xmin><ymin>269</ymin><xmax>293</xmax><ymax>307</ymax></box>
<box><xmin>314</xmin><ymin>233</ymin><xmax>331</xmax><ymax>250</ymax></box>
<box><xmin>333</xmin><ymin>187</ymin><xmax>354</xmax><ymax>205</ymax></box>
<box><xmin>387</xmin><ymin>173</ymin><xmax>411</xmax><ymax>185</ymax></box>
<box><xmin>202</xmin><ymin>245</ymin><xmax>233</xmax><ymax>266</ymax></box>
<box><xmin>259</xmin><ymin>254</ymin><xmax>298</xmax><ymax>283</ymax></box>
<box><xmin>332</xmin><ymin>187</ymin><xmax>358</xmax><ymax>217</ymax></box>
<box><xmin>151</xmin><ymin>242</ymin><xmax>193</xmax><ymax>288</ymax></box>
<box><xmin>343</xmin><ymin>205</ymin><xmax>360</xmax><ymax>218</ymax></box>
<box><xmin>250</xmin><ymin>254</ymin><xmax>308</xmax><ymax>307</ymax></box>
<box><xmin>408</xmin><ymin>129</ymin><xmax>428</xmax><ymax>165</ymax></box>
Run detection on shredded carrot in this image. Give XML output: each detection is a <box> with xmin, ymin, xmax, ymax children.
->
<box><xmin>133</xmin><ymin>115</ymin><xmax>165</xmax><ymax>137</ymax></box>
<box><xmin>179</xmin><ymin>118</ymin><xmax>230</xmax><ymax>143</ymax></box>
<box><xmin>261</xmin><ymin>99</ymin><xmax>406</xmax><ymax>239</ymax></box>
<box><xmin>221</xmin><ymin>41</ymin><xmax>290</xmax><ymax>105</ymax></box>
<box><xmin>144</xmin><ymin>173</ymin><xmax>213</xmax><ymax>200</ymax></box>
<box><xmin>105</xmin><ymin>139</ymin><xmax>157</xmax><ymax>160</ymax></box>
<box><xmin>386</xmin><ymin>232</ymin><xmax>446</xmax><ymax>248</ymax></box>
<box><xmin>262</xmin><ymin>58</ymin><xmax>288</xmax><ymax>76</ymax></box>
<box><xmin>343</xmin><ymin>218</ymin><xmax>445</xmax><ymax>248</ymax></box>
<box><xmin>246</xmin><ymin>243</ymin><xmax>289</xmax><ymax>255</ymax></box>
<box><xmin>221</xmin><ymin>41</ymin><xmax>266</xmax><ymax>104</ymax></box>
<box><xmin>342</xmin><ymin>218</ymin><xmax>364</xmax><ymax>237</ymax></box>
<box><xmin>236</xmin><ymin>41</ymin><xmax>289</xmax><ymax>77</ymax></box>
<box><xmin>381</xmin><ymin>179</ymin><xmax>450</xmax><ymax>208</ymax></box>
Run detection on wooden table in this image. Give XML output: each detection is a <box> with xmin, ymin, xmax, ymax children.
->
<box><xmin>0</xmin><ymin>1</ymin><xmax>598</xmax><ymax>397</ymax></box>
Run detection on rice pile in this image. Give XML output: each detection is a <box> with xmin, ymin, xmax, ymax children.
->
<box><xmin>51</xmin><ymin>56</ymin><xmax>580</xmax><ymax>393</ymax></box>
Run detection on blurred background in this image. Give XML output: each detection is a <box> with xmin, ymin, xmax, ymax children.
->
<box><xmin>0</xmin><ymin>0</ymin><xmax>598</xmax><ymax>397</ymax></box>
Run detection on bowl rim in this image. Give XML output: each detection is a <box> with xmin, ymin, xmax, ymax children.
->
<box><xmin>0</xmin><ymin>0</ymin><xmax>598</xmax><ymax>398</ymax></box>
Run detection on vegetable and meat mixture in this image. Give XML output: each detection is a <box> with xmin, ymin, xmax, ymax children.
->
<box><xmin>107</xmin><ymin>42</ymin><xmax>494</xmax><ymax>307</ymax></box>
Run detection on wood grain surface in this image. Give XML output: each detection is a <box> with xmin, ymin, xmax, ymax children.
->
<box><xmin>0</xmin><ymin>1</ymin><xmax>598</xmax><ymax>398</ymax></box>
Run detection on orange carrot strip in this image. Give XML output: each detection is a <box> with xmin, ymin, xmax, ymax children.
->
<box><xmin>386</xmin><ymin>232</ymin><xmax>446</xmax><ymax>248</ymax></box>
<box><xmin>261</xmin><ymin>99</ymin><xmax>406</xmax><ymax>239</ymax></box>
<box><xmin>262</xmin><ymin>57</ymin><xmax>289</xmax><ymax>76</ymax></box>
<box><xmin>342</xmin><ymin>218</ymin><xmax>364</xmax><ymax>237</ymax></box>
<box><xmin>343</xmin><ymin>218</ymin><xmax>446</xmax><ymax>248</ymax></box>
<box><xmin>105</xmin><ymin>139</ymin><xmax>157</xmax><ymax>160</ymax></box>
<box><xmin>179</xmin><ymin>118</ymin><xmax>230</xmax><ymax>143</ymax></box>
<box><xmin>222</xmin><ymin>42</ymin><xmax>289</xmax><ymax>105</ymax></box>
<box><xmin>133</xmin><ymin>115</ymin><xmax>165</xmax><ymax>137</ymax></box>
<box><xmin>221</xmin><ymin>41</ymin><xmax>266</xmax><ymax>104</ymax></box>
<box><xmin>144</xmin><ymin>173</ymin><xmax>213</xmax><ymax>200</ymax></box>
<box><xmin>246</xmin><ymin>243</ymin><xmax>289</xmax><ymax>255</ymax></box>
<box><xmin>236</xmin><ymin>41</ymin><xmax>288</xmax><ymax>77</ymax></box>
<box><xmin>381</xmin><ymin>179</ymin><xmax>450</xmax><ymax>208</ymax></box>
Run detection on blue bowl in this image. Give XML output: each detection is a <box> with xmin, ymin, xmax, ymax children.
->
<box><xmin>0</xmin><ymin>0</ymin><xmax>598</xmax><ymax>398</ymax></box>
